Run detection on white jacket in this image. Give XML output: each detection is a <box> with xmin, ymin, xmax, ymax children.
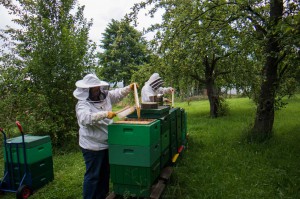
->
<box><xmin>74</xmin><ymin>86</ymin><xmax>131</xmax><ymax>151</ymax></box>
<box><xmin>141</xmin><ymin>83</ymin><xmax>172</xmax><ymax>102</ymax></box>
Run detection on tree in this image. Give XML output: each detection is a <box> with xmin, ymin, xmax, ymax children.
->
<box><xmin>0</xmin><ymin>0</ymin><xmax>95</xmax><ymax>146</ymax></box>
<box><xmin>230</xmin><ymin>0</ymin><xmax>300</xmax><ymax>140</ymax></box>
<box><xmin>99</xmin><ymin>18</ymin><xmax>150</xmax><ymax>86</ymax></box>
<box><xmin>131</xmin><ymin>0</ymin><xmax>300</xmax><ymax>139</ymax></box>
<box><xmin>132</xmin><ymin>0</ymin><xmax>239</xmax><ymax>117</ymax></box>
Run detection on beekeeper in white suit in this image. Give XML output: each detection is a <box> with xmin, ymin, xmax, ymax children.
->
<box><xmin>141</xmin><ymin>73</ymin><xmax>174</xmax><ymax>103</ymax></box>
<box><xmin>73</xmin><ymin>74</ymin><xmax>136</xmax><ymax>199</ymax></box>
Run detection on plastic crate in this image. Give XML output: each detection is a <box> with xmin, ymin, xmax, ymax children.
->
<box><xmin>110</xmin><ymin>160</ymin><xmax>160</xmax><ymax>186</ymax></box>
<box><xmin>108</xmin><ymin>120</ymin><xmax>160</xmax><ymax>147</ymax></box>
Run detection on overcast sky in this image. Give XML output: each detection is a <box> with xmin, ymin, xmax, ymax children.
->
<box><xmin>0</xmin><ymin>0</ymin><xmax>162</xmax><ymax>45</ymax></box>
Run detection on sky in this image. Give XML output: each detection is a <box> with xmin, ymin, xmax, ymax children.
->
<box><xmin>0</xmin><ymin>0</ymin><xmax>162</xmax><ymax>45</ymax></box>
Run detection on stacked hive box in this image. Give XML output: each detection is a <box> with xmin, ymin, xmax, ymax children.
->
<box><xmin>108</xmin><ymin>119</ymin><xmax>161</xmax><ymax>198</ymax></box>
<box><xmin>3</xmin><ymin>135</ymin><xmax>54</xmax><ymax>190</ymax></box>
<box><xmin>159</xmin><ymin>114</ymin><xmax>171</xmax><ymax>169</ymax></box>
<box><xmin>127</xmin><ymin>106</ymin><xmax>171</xmax><ymax>168</ymax></box>
<box><xmin>181</xmin><ymin>109</ymin><xmax>188</xmax><ymax>146</ymax></box>
<box><xmin>127</xmin><ymin>106</ymin><xmax>187</xmax><ymax>164</ymax></box>
<box><xmin>109</xmin><ymin>105</ymin><xmax>187</xmax><ymax>197</ymax></box>
<box><xmin>169</xmin><ymin>108</ymin><xmax>177</xmax><ymax>160</ymax></box>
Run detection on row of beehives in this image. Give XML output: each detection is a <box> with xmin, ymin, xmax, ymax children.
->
<box><xmin>107</xmin><ymin>106</ymin><xmax>187</xmax><ymax>198</ymax></box>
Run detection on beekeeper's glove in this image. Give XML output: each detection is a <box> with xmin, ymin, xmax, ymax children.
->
<box><xmin>129</xmin><ymin>83</ymin><xmax>139</xmax><ymax>90</ymax></box>
<box><xmin>107</xmin><ymin>111</ymin><xmax>116</xmax><ymax>119</ymax></box>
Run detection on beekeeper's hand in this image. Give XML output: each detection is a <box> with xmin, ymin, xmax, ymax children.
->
<box><xmin>163</xmin><ymin>98</ymin><xmax>171</xmax><ymax>103</ymax></box>
<box><xmin>129</xmin><ymin>83</ymin><xmax>139</xmax><ymax>90</ymax></box>
<box><xmin>107</xmin><ymin>111</ymin><xmax>116</xmax><ymax>119</ymax></box>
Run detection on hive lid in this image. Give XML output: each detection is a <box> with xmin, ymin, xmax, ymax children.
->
<box><xmin>6</xmin><ymin>135</ymin><xmax>51</xmax><ymax>148</ymax></box>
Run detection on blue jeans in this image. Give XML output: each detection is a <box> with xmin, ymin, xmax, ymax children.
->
<box><xmin>81</xmin><ymin>148</ymin><xmax>110</xmax><ymax>199</ymax></box>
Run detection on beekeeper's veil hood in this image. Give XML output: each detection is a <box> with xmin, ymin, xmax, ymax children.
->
<box><xmin>147</xmin><ymin>73</ymin><xmax>164</xmax><ymax>91</ymax></box>
<box><xmin>73</xmin><ymin>74</ymin><xmax>109</xmax><ymax>100</ymax></box>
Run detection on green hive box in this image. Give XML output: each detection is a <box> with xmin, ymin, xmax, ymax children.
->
<box><xmin>160</xmin><ymin>147</ymin><xmax>170</xmax><ymax>169</ymax></box>
<box><xmin>4</xmin><ymin>157</ymin><xmax>54</xmax><ymax>190</ymax></box>
<box><xmin>4</xmin><ymin>135</ymin><xmax>52</xmax><ymax>164</ymax></box>
<box><xmin>176</xmin><ymin>108</ymin><xmax>182</xmax><ymax>147</ymax></box>
<box><xmin>169</xmin><ymin>108</ymin><xmax>178</xmax><ymax>147</ymax></box>
<box><xmin>5</xmin><ymin>156</ymin><xmax>53</xmax><ymax>177</ymax></box>
<box><xmin>160</xmin><ymin>114</ymin><xmax>170</xmax><ymax>133</ymax></box>
<box><xmin>108</xmin><ymin>120</ymin><xmax>160</xmax><ymax>146</ymax></box>
<box><xmin>161</xmin><ymin>130</ymin><xmax>170</xmax><ymax>153</ymax></box>
<box><xmin>109</xmin><ymin>143</ymin><xmax>160</xmax><ymax>167</ymax></box>
<box><xmin>181</xmin><ymin>110</ymin><xmax>187</xmax><ymax>144</ymax></box>
<box><xmin>160</xmin><ymin>115</ymin><xmax>170</xmax><ymax>152</ymax></box>
<box><xmin>110</xmin><ymin>160</ymin><xmax>160</xmax><ymax>186</ymax></box>
<box><xmin>170</xmin><ymin>142</ymin><xmax>178</xmax><ymax>160</ymax></box>
<box><xmin>127</xmin><ymin>106</ymin><xmax>170</xmax><ymax>119</ymax></box>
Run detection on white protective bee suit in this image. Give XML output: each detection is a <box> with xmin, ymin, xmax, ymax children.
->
<box><xmin>141</xmin><ymin>73</ymin><xmax>173</xmax><ymax>102</ymax></box>
<box><xmin>73</xmin><ymin>74</ymin><xmax>131</xmax><ymax>151</ymax></box>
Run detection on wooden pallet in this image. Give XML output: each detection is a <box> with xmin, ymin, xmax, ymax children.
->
<box><xmin>106</xmin><ymin>166</ymin><xmax>173</xmax><ymax>199</ymax></box>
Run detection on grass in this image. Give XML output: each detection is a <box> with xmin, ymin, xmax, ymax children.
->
<box><xmin>0</xmin><ymin>96</ymin><xmax>300</xmax><ymax>198</ymax></box>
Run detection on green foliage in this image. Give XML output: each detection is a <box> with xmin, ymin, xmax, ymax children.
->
<box><xmin>0</xmin><ymin>0</ymin><xmax>95</xmax><ymax>146</ymax></box>
<box><xmin>98</xmin><ymin>18</ymin><xmax>150</xmax><ymax>86</ymax></box>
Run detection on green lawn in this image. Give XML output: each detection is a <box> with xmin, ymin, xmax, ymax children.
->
<box><xmin>1</xmin><ymin>96</ymin><xmax>299</xmax><ymax>198</ymax></box>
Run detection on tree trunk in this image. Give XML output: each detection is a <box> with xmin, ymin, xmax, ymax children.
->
<box><xmin>204</xmin><ymin>55</ymin><xmax>220</xmax><ymax>118</ymax></box>
<box><xmin>206</xmin><ymin>79</ymin><xmax>220</xmax><ymax>118</ymax></box>
<box><xmin>251</xmin><ymin>0</ymin><xmax>283</xmax><ymax>140</ymax></box>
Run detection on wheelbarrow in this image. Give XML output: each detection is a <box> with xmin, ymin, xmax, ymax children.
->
<box><xmin>0</xmin><ymin>121</ymin><xmax>33</xmax><ymax>199</ymax></box>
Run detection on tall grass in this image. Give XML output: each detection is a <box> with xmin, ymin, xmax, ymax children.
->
<box><xmin>0</xmin><ymin>96</ymin><xmax>299</xmax><ymax>198</ymax></box>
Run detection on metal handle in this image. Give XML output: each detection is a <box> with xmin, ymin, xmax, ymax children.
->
<box><xmin>0</xmin><ymin>127</ymin><xmax>7</xmax><ymax>140</ymax></box>
<box><xmin>16</xmin><ymin>121</ymin><xmax>23</xmax><ymax>134</ymax></box>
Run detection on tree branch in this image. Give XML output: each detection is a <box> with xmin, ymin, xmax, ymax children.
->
<box><xmin>275</xmin><ymin>52</ymin><xmax>287</xmax><ymax>65</ymax></box>
<box><xmin>278</xmin><ymin>63</ymin><xmax>289</xmax><ymax>80</ymax></box>
<box><xmin>246</xmin><ymin>16</ymin><xmax>267</xmax><ymax>36</ymax></box>
<box><xmin>245</xmin><ymin>5</ymin><xmax>266</xmax><ymax>25</ymax></box>
<box><xmin>190</xmin><ymin>74</ymin><xmax>206</xmax><ymax>84</ymax></box>
<box><xmin>215</xmin><ymin>71</ymin><xmax>231</xmax><ymax>77</ymax></box>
